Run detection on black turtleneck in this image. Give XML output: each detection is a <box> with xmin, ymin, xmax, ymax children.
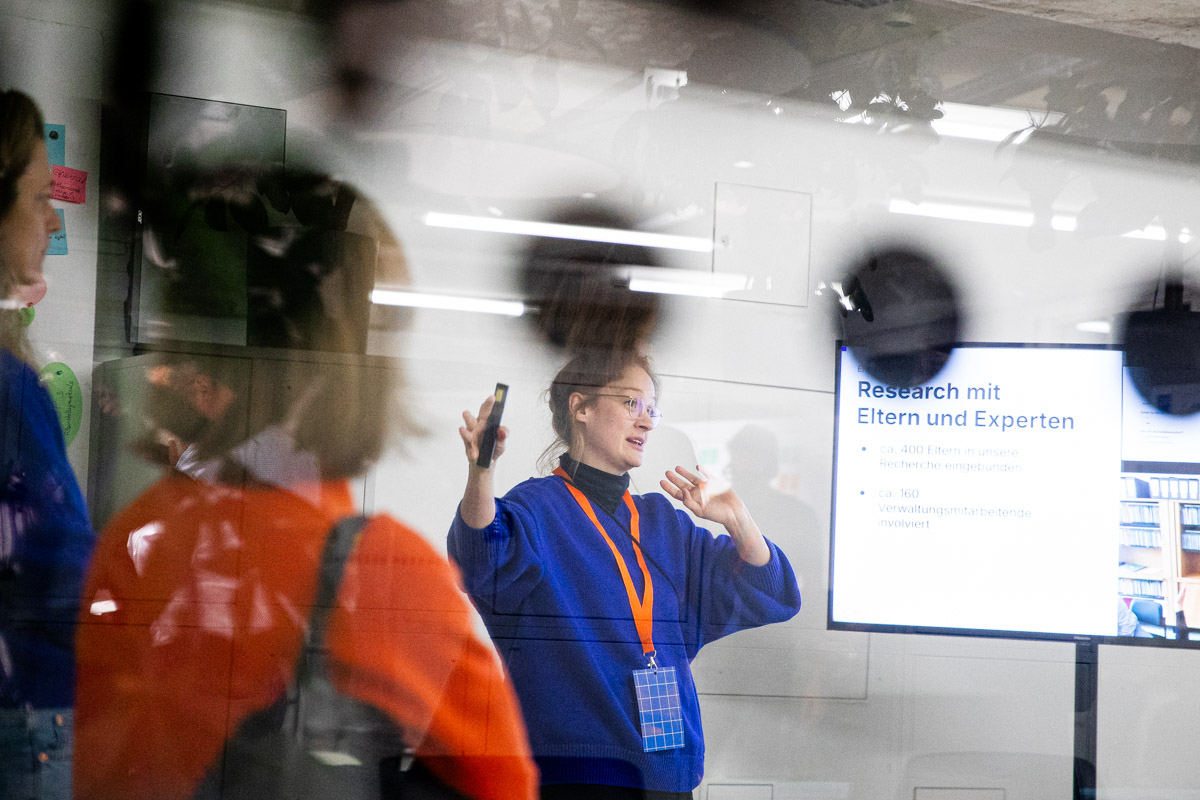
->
<box><xmin>558</xmin><ymin>453</ymin><xmax>630</xmax><ymax>516</ymax></box>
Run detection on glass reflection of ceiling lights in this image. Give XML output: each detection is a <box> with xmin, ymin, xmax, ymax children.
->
<box><xmin>932</xmin><ymin>103</ymin><xmax>1064</xmax><ymax>143</ymax></box>
<box><xmin>888</xmin><ymin>199</ymin><xmax>1193</xmax><ymax>243</ymax></box>
<box><xmin>423</xmin><ymin>212</ymin><xmax>713</xmax><ymax>253</ymax></box>
<box><xmin>621</xmin><ymin>266</ymin><xmax>748</xmax><ymax>299</ymax></box>
<box><xmin>1076</xmin><ymin>320</ymin><xmax>1113</xmax><ymax>335</ymax></box>
<box><xmin>370</xmin><ymin>289</ymin><xmax>526</xmax><ymax>317</ymax></box>
<box><xmin>832</xmin><ymin>93</ymin><xmax>1064</xmax><ymax>144</ymax></box>
<box><xmin>368</xmin><ymin>266</ymin><xmax>749</xmax><ymax>318</ymax></box>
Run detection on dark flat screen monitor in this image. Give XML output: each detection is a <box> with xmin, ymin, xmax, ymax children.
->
<box><xmin>132</xmin><ymin>93</ymin><xmax>287</xmax><ymax>346</ymax></box>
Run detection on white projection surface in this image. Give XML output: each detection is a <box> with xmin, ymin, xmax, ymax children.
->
<box><xmin>831</xmin><ymin>345</ymin><xmax>1125</xmax><ymax>637</ymax></box>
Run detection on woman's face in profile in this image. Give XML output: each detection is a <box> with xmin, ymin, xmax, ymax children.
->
<box><xmin>1</xmin><ymin>139</ymin><xmax>60</xmax><ymax>296</ymax></box>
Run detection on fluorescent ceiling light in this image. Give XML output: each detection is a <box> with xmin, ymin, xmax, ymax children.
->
<box><xmin>623</xmin><ymin>266</ymin><xmax>748</xmax><ymax>298</ymax></box>
<box><xmin>932</xmin><ymin>103</ymin><xmax>1064</xmax><ymax>143</ymax></box>
<box><xmin>423</xmin><ymin>212</ymin><xmax>713</xmax><ymax>253</ymax></box>
<box><xmin>371</xmin><ymin>289</ymin><xmax>526</xmax><ymax>317</ymax></box>
<box><xmin>889</xmin><ymin>199</ymin><xmax>1037</xmax><ymax>227</ymax></box>
<box><xmin>889</xmin><ymin>199</ymin><xmax>1187</xmax><ymax>241</ymax></box>
<box><xmin>628</xmin><ymin>278</ymin><xmax>727</xmax><ymax>298</ymax></box>
<box><xmin>1122</xmin><ymin>225</ymin><xmax>1167</xmax><ymax>242</ymax></box>
<box><xmin>833</xmin><ymin>98</ymin><xmax>1062</xmax><ymax>143</ymax></box>
<box><xmin>929</xmin><ymin>121</ymin><xmax>1017</xmax><ymax>143</ymax></box>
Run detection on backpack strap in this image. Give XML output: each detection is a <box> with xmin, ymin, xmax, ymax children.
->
<box><xmin>307</xmin><ymin>515</ymin><xmax>370</xmax><ymax>650</ymax></box>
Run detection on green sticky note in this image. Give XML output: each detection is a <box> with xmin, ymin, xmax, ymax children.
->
<box><xmin>38</xmin><ymin>361</ymin><xmax>82</xmax><ymax>445</ymax></box>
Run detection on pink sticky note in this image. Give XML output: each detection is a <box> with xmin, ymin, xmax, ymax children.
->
<box><xmin>51</xmin><ymin>165</ymin><xmax>87</xmax><ymax>204</ymax></box>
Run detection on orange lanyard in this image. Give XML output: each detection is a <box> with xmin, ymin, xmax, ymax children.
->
<box><xmin>554</xmin><ymin>467</ymin><xmax>655</xmax><ymax>660</ymax></box>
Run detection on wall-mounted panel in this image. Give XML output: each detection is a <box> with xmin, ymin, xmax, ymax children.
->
<box><xmin>713</xmin><ymin>182</ymin><xmax>812</xmax><ymax>308</ymax></box>
<box><xmin>1097</xmin><ymin>644</ymin><xmax>1200</xmax><ymax>796</ymax></box>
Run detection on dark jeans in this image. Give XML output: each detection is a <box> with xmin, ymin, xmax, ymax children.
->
<box><xmin>0</xmin><ymin>707</ymin><xmax>73</xmax><ymax>800</ymax></box>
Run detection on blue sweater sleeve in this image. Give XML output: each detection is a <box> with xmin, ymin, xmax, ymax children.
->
<box><xmin>671</xmin><ymin>502</ymin><xmax>801</xmax><ymax>651</ymax></box>
<box><xmin>447</xmin><ymin>495</ymin><xmax>545</xmax><ymax>615</ymax></box>
<box><xmin>0</xmin><ymin>350</ymin><xmax>95</xmax><ymax>708</ymax></box>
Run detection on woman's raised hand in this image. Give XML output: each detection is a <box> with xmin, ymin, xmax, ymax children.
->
<box><xmin>459</xmin><ymin>395</ymin><xmax>508</xmax><ymax>469</ymax></box>
<box><xmin>661</xmin><ymin>465</ymin><xmax>771</xmax><ymax>565</ymax></box>
<box><xmin>660</xmin><ymin>465</ymin><xmax>743</xmax><ymax>528</ymax></box>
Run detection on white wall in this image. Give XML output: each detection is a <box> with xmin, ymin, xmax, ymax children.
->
<box><xmin>13</xmin><ymin>2</ymin><xmax>1200</xmax><ymax>798</ymax></box>
<box><xmin>1</xmin><ymin>2</ymin><xmax>103</xmax><ymax>487</ymax></box>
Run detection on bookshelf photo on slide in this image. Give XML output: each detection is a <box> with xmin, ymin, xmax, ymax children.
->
<box><xmin>1119</xmin><ymin>476</ymin><xmax>1200</xmax><ymax>638</ymax></box>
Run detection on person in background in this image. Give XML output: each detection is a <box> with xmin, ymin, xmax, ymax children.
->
<box><xmin>449</xmin><ymin>348</ymin><xmax>802</xmax><ymax>799</ymax></box>
<box><xmin>1117</xmin><ymin>596</ymin><xmax>1152</xmax><ymax>638</ymax></box>
<box><xmin>73</xmin><ymin>170</ymin><xmax>537</xmax><ymax>800</ymax></box>
<box><xmin>0</xmin><ymin>88</ymin><xmax>96</xmax><ymax>800</ymax></box>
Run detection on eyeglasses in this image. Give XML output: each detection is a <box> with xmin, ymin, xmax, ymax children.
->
<box><xmin>593</xmin><ymin>394</ymin><xmax>662</xmax><ymax>427</ymax></box>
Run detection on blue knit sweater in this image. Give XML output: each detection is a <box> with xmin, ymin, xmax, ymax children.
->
<box><xmin>448</xmin><ymin>472</ymin><xmax>801</xmax><ymax>792</ymax></box>
<box><xmin>0</xmin><ymin>350</ymin><xmax>94</xmax><ymax>709</ymax></box>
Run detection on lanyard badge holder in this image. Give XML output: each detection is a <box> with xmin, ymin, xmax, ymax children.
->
<box><xmin>632</xmin><ymin>655</ymin><xmax>684</xmax><ymax>752</ymax></box>
<box><xmin>556</xmin><ymin>469</ymin><xmax>685</xmax><ymax>753</ymax></box>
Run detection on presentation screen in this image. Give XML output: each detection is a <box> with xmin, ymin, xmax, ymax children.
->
<box><xmin>830</xmin><ymin>343</ymin><xmax>1200</xmax><ymax>642</ymax></box>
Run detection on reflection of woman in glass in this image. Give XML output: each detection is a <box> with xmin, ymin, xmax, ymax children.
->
<box><xmin>74</xmin><ymin>173</ymin><xmax>536</xmax><ymax>800</ymax></box>
<box><xmin>0</xmin><ymin>89</ymin><xmax>95</xmax><ymax>800</ymax></box>
<box><xmin>449</xmin><ymin>349</ymin><xmax>802</xmax><ymax>799</ymax></box>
